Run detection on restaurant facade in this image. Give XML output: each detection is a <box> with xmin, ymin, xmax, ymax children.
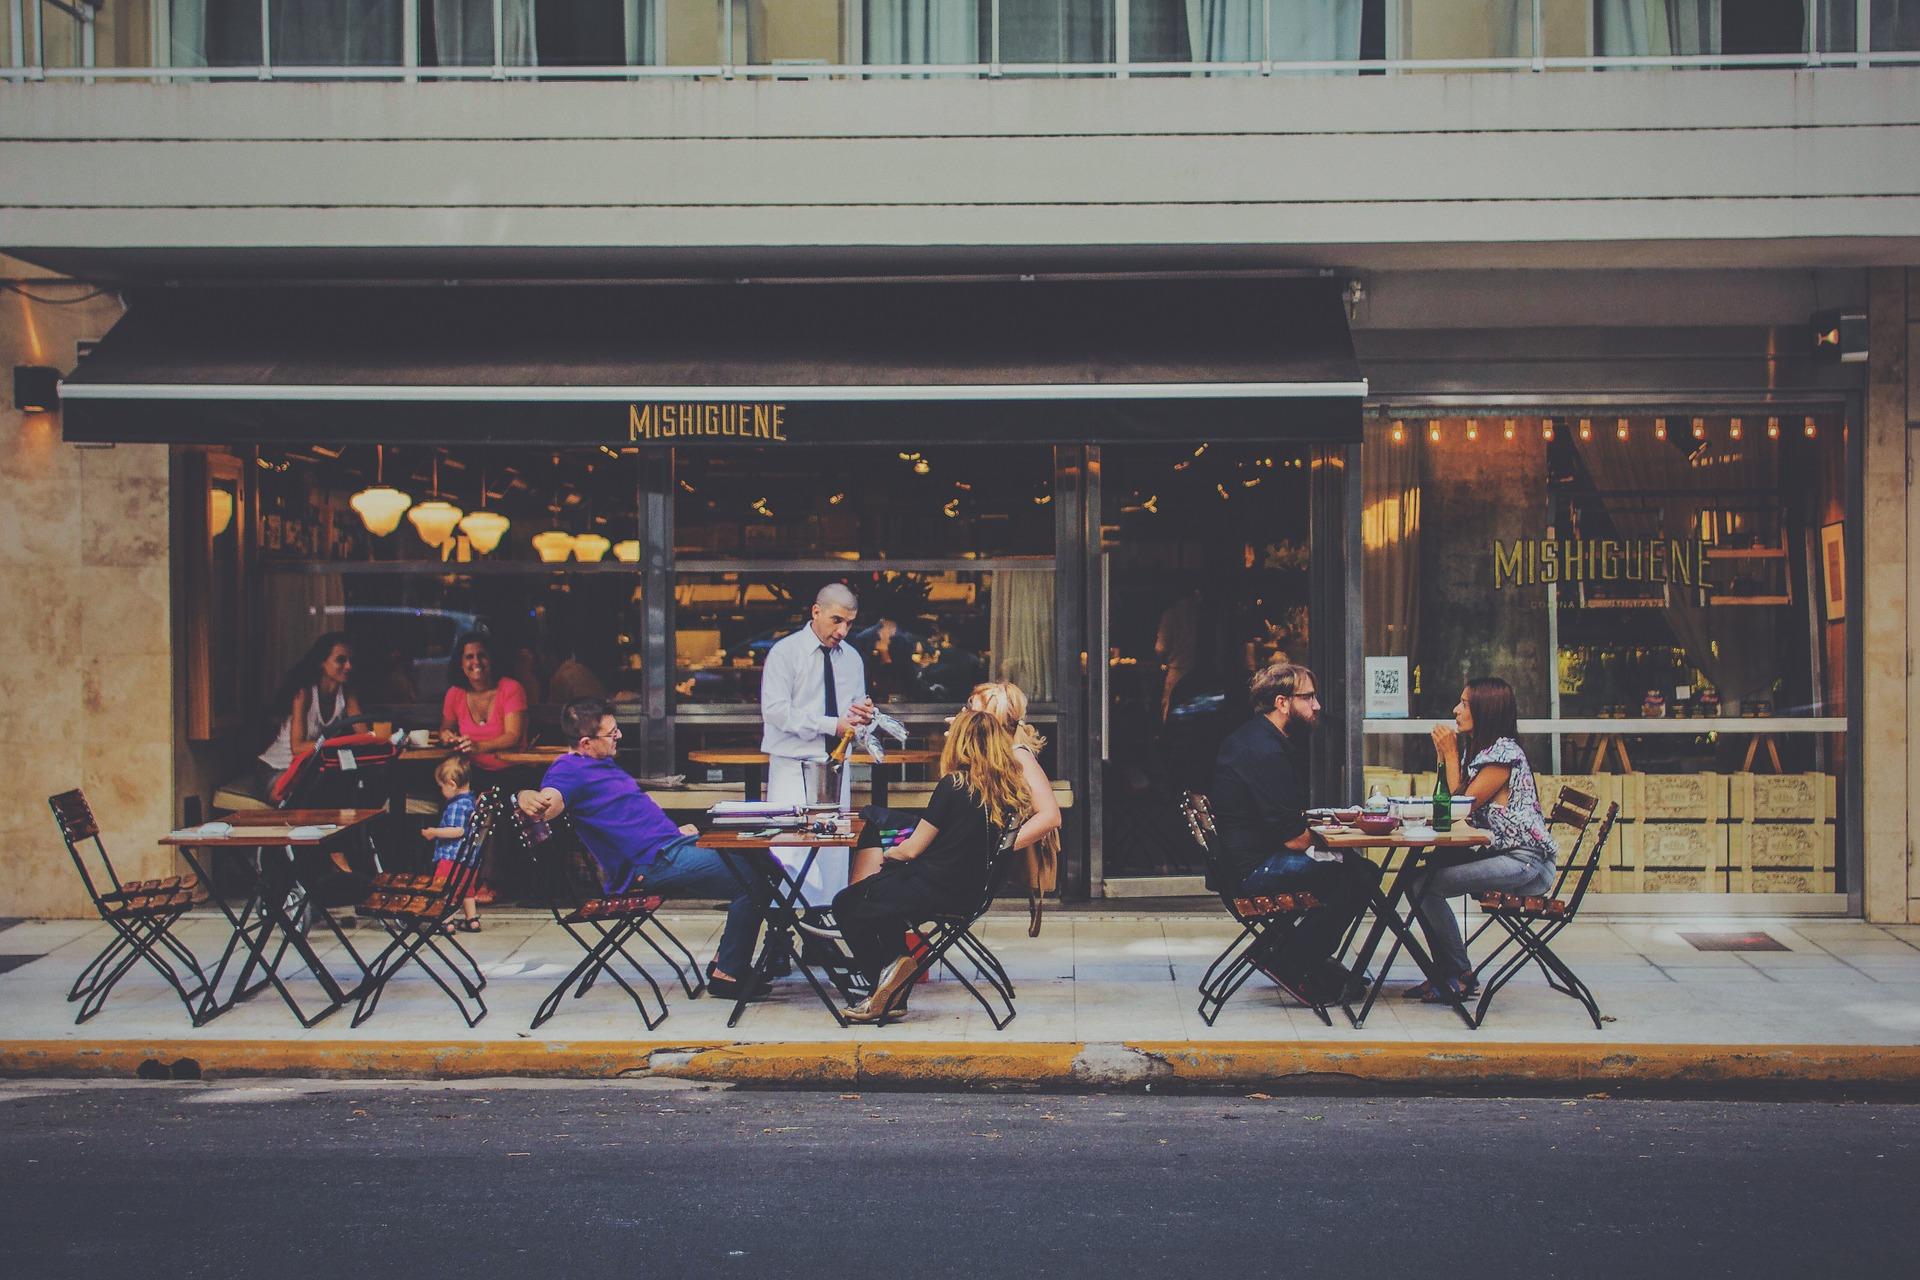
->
<box><xmin>3</xmin><ymin>9</ymin><xmax>1917</xmax><ymax>921</ymax></box>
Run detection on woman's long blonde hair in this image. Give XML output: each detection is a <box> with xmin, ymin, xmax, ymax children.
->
<box><xmin>967</xmin><ymin>681</ymin><xmax>1046</xmax><ymax>753</ymax></box>
<box><xmin>939</xmin><ymin>708</ymin><xmax>1033</xmax><ymax>833</ymax></box>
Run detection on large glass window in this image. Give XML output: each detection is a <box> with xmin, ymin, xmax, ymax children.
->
<box><xmin>1362</xmin><ymin>411</ymin><xmax>1850</xmax><ymax>897</ymax></box>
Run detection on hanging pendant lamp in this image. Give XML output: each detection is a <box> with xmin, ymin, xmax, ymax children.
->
<box><xmin>407</xmin><ymin>452</ymin><xmax>465</xmax><ymax>548</ymax></box>
<box><xmin>612</xmin><ymin>539</ymin><xmax>640</xmax><ymax>563</ymax></box>
<box><xmin>350</xmin><ymin>445</ymin><xmax>413</xmax><ymax>536</ymax></box>
<box><xmin>531</xmin><ymin>530</ymin><xmax>576</xmax><ymax>563</ymax></box>
<box><xmin>458</xmin><ymin>465</ymin><xmax>510</xmax><ymax>554</ymax></box>
<box><xmin>572</xmin><ymin>532</ymin><xmax>611</xmax><ymax>563</ymax></box>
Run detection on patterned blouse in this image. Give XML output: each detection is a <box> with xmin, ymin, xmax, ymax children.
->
<box><xmin>1466</xmin><ymin>737</ymin><xmax>1556</xmax><ymax>861</ymax></box>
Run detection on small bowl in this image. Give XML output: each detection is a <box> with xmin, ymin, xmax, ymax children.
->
<box><xmin>1355</xmin><ymin>813</ymin><xmax>1400</xmax><ymax>837</ymax></box>
<box><xmin>1333</xmin><ymin>807</ymin><xmax>1363</xmax><ymax>824</ymax></box>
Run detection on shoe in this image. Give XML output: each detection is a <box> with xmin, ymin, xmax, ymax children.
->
<box><xmin>795</xmin><ymin>912</ymin><xmax>843</xmax><ymax>941</ymax></box>
<box><xmin>706</xmin><ymin>966</ymin><xmax>773</xmax><ymax>1000</ymax></box>
<box><xmin>456</xmin><ymin>918</ymin><xmax>483</xmax><ymax>934</ymax></box>
<box><xmin>1404</xmin><ymin>972</ymin><xmax>1479</xmax><ymax>1003</ymax></box>
<box><xmin>843</xmin><ymin>954</ymin><xmax>919</xmax><ymax>1023</ymax></box>
<box><xmin>1251</xmin><ymin>956</ymin><xmax>1320</xmax><ymax>1008</ymax></box>
<box><xmin>1311</xmin><ymin>959</ymin><xmax>1368</xmax><ymax>1004</ymax></box>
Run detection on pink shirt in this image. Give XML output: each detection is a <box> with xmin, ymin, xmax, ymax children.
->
<box><xmin>441</xmin><ymin>678</ymin><xmax>528</xmax><ymax>772</ymax></box>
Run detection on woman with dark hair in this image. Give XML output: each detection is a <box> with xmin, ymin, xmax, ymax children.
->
<box><xmin>438</xmin><ymin>631</ymin><xmax>529</xmax><ymax>775</ymax></box>
<box><xmin>256</xmin><ymin>632</ymin><xmax>367</xmax><ymax>796</ymax></box>
<box><xmin>1404</xmin><ymin>675</ymin><xmax>1558</xmax><ymax>1004</ymax></box>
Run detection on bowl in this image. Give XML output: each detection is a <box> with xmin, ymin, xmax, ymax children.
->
<box><xmin>1332</xmin><ymin>807</ymin><xmax>1363</xmax><ymax>824</ymax></box>
<box><xmin>1355</xmin><ymin>813</ymin><xmax>1400</xmax><ymax>837</ymax></box>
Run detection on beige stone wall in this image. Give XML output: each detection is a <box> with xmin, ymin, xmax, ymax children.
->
<box><xmin>1863</xmin><ymin>268</ymin><xmax>1915</xmax><ymax>921</ymax></box>
<box><xmin>0</xmin><ymin>259</ymin><xmax>173</xmax><ymax>918</ymax></box>
<box><xmin>1910</xmin><ymin>268</ymin><xmax>1920</xmax><ymax>922</ymax></box>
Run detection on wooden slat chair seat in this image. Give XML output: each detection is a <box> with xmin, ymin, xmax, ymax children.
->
<box><xmin>48</xmin><ymin>789</ymin><xmax>214</xmax><ymax>1025</ymax></box>
<box><xmin>866</xmin><ymin>823</ymin><xmax>1025</xmax><ymax>1030</ymax></box>
<box><xmin>349</xmin><ymin>788</ymin><xmax>506</xmax><ymax>1028</ymax></box>
<box><xmin>1475</xmin><ymin>891</ymin><xmax>1571</xmax><ymax>920</ymax></box>
<box><xmin>1181</xmin><ymin>792</ymin><xmax>1334</xmax><ymax>1027</ymax></box>
<box><xmin>516</xmin><ymin>810</ymin><xmax>704</xmax><ymax>1032</ymax></box>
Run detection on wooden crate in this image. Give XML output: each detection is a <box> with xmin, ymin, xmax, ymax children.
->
<box><xmin>1536</xmin><ymin>773</ymin><xmax>1618</xmax><ymax>815</ymax></box>
<box><xmin>1625</xmin><ymin>822</ymin><xmax>1730</xmax><ymax>870</ymax></box>
<box><xmin>1362</xmin><ymin>768</ymin><xmax>1413</xmax><ymax>800</ymax></box>
<box><xmin>1733</xmin><ymin>867</ymin><xmax>1837</xmax><ymax>894</ymax></box>
<box><xmin>1635</xmin><ymin>867</ymin><xmax>1728</xmax><ymax>893</ymax></box>
<box><xmin>1730</xmin><ymin>823</ymin><xmax>1836</xmax><ymax>871</ymax></box>
<box><xmin>1621</xmin><ymin>773</ymin><xmax>1728</xmax><ymax>822</ymax></box>
<box><xmin>1728</xmin><ymin>773</ymin><xmax>1837</xmax><ymax>823</ymax></box>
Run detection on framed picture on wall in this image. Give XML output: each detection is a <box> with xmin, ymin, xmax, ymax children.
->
<box><xmin>1819</xmin><ymin>521</ymin><xmax>1846</xmax><ymax>622</ymax></box>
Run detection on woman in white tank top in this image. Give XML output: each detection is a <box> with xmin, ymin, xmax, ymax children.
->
<box><xmin>256</xmin><ymin>632</ymin><xmax>365</xmax><ymax>794</ymax></box>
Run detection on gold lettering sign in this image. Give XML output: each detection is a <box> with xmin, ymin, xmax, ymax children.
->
<box><xmin>628</xmin><ymin>403</ymin><xmax>789</xmax><ymax>443</ymax></box>
<box><xmin>1491</xmin><ymin>537</ymin><xmax>1714</xmax><ymax>594</ymax></box>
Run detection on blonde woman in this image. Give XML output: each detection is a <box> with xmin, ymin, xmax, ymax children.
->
<box><xmin>966</xmin><ymin>681</ymin><xmax>1062</xmax><ymax>935</ymax></box>
<box><xmin>831</xmin><ymin>708</ymin><xmax>1060</xmax><ymax>1023</ymax></box>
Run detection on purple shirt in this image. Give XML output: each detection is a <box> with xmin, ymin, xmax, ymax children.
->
<box><xmin>542</xmin><ymin>753</ymin><xmax>683</xmax><ymax>893</ymax></box>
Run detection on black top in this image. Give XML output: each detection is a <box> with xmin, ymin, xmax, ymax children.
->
<box><xmin>1209</xmin><ymin>715</ymin><xmax>1312</xmax><ymax>891</ymax></box>
<box><xmin>905</xmin><ymin>775</ymin><xmax>1003</xmax><ymax>903</ymax></box>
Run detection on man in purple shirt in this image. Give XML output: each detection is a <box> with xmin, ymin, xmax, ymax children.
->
<box><xmin>518</xmin><ymin>698</ymin><xmax>767</xmax><ymax>998</ymax></box>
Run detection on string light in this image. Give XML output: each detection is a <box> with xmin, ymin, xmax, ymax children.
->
<box><xmin>1803</xmin><ymin>416</ymin><xmax>1818</xmax><ymax>438</ymax></box>
<box><xmin>1729</xmin><ymin>417</ymin><xmax>1744</xmax><ymax>440</ymax></box>
<box><xmin>1615</xmin><ymin>417</ymin><xmax>1629</xmax><ymax>441</ymax></box>
<box><xmin>1503</xmin><ymin>418</ymin><xmax>1516</xmax><ymax>441</ymax></box>
<box><xmin>1542</xmin><ymin>418</ymin><xmax>1555</xmax><ymax>441</ymax></box>
<box><xmin>1654</xmin><ymin>417</ymin><xmax>1668</xmax><ymax>441</ymax></box>
<box><xmin>1766</xmin><ymin>416</ymin><xmax>1780</xmax><ymax>439</ymax></box>
<box><xmin>1390</xmin><ymin>419</ymin><xmax>1405</xmax><ymax>444</ymax></box>
<box><xmin>1692</xmin><ymin>417</ymin><xmax>1707</xmax><ymax>440</ymax></box>
<box><xmin>1578</xmin><ymin>418</ymin><xmax>1593</xmax><ymax>441</ymax></box>
<box><xmin>1427</xmin><ymin>420</ymin><xmax>1441</xmax><ymax>443</ymax></box>
<box><xmin>1465</xmin><ymin>418</ymin><xmax>1479</xmax><ymax>442</ymax></box>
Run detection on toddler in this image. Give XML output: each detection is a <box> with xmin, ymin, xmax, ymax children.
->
<box><xmin>423</xmin><ymin>755</ymin><xmax>480</xmax><ymax>931</ymax></box>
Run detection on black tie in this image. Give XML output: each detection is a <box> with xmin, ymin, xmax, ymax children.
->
<box><xmin>821</xmin><ymin>646</ymin><xmax>838</xmax><ymax>755</ymax></box>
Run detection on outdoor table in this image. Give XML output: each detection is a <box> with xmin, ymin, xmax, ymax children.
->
<box><xmin>697</xmin><ymin>819</ymin><xmax>866</xmax><ymax>1030</ymax></box>
<box><xmin>1313</xmin><ymin>824</ymin><xmax>1494</xmax><ymax>1031</ymax></box>
<box><xmin>685</xmin><ymin>749</ymin><xmax>941</xmax><ymax>805</ymax></box>
<box><xmin>389</xmin><ymin>745</ymin><xmax>567</xmax><ymax>815</ymax></box>
<box><xmin>161</xmin><ymin>808</ymin><xmax>384</xmax><ymax>1028</ymax></box>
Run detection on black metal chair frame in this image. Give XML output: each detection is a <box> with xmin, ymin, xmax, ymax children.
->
<box><xmin>349</xmin><ymin>788</ymin><xmax>505</xmax><ymax>1028</ymax></box>
<box><xmin>1469</xmin><ymin>796</ymin><xmax>1620</xmax><ymax>1030</ymax></box>
<box><xmin>49</xmin><ymin>789</ymin><xmax>213</xmax><ymax>1025</ymax></box>
<box><xmin>516</xmin><ymin>809</ymin><xmax>705</xmax><ymax>1031</ymax></box>
<box><xmin>1180</xmin><ymin>792</ymin><xmax>1333</xmax><ymax>1028</ymax></box>
<box><xmin>867</xmin><ymin>823</ymin><xmax>1024</xmax><ymax>1030</ymax></box>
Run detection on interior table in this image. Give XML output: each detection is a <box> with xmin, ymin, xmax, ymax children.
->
<box><xmin>685</xmin><ymin>749</ymin><xmax>942</xmax><ymax>805</ymax></box>
<box><xmin>697</xmin><ymin>820</ymin><xmax>867</xmax><ymax>1029</ymax></box>
<box><xmin>390</xmin><ymin>745</ymin><xmax>566</xmax><ymax>814</ymax></box>
<box><xmin>1314</xmin><ymin>825</ymin><xmax>1494</xmax><ymax>1031</ymax></box>
<box><xmin>162</xmin><ymin>808</ymin><xmax>384</xmax><ymax>1028</ymax></box>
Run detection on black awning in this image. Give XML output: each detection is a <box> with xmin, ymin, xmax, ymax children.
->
<box><xmin>60</xmin><ymin>279</ymin><xmax>1365</xmax><ymax>446</ymax></box>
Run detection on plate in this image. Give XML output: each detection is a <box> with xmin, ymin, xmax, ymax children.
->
<box><xmin>1399</xmin><ymin>825</ymin><xmax>1438</xmax><ymax>840</ymax></box>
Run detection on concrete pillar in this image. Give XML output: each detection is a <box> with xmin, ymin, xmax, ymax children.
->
<box><xmin>1861</xmin><ymin>268</ymin><xmax>1912</xmax><ymax>922</ymax></box>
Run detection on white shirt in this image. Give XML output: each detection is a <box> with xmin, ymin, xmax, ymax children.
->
<box><xmin>759</xmin><ymin>624</ymin><xmax>868</xmax><ymax>762</ymax></box>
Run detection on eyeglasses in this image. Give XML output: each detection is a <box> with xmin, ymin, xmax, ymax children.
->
<box><xmin>589</xmin><ymin>727</ymin><xmax>623</xmax><ymax>741</ymax></box>
<box><xmin>1290</xmin><ymin>692</ymin><xmax>1321</xmax><ymax>704</ymax></box>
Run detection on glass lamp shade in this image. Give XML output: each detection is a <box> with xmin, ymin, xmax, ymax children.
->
<box><xmin>612</xmin><ymin>539</ymin><xmax>640</xmax><ymax>563</ymax></box>
<box><xmin>571</xmin><ymin>532</ymin><xmax>611</xmax><ymax>563</ymax></box>
<box><xmin>458</xmin><ymin>509</ymin><xmax>510</xmax><ymax>554</ymax></box>
<box><xmin>208</xmin><ymin>489</ymin><xmax>235</xmax><ymax>538</ymax></box>
<box><xmin>531</xmin><ymin>530</ymin><xmax>576</xmax><ymax>563</ymax></box>
<box><xmin>350</xmin><ymin>485</ymin><xmax>413</xmax><ymax>536</ymax></box>
<box><xmin>407</xmin><ymin>499</ymin><xmax>465</xmax><ymax>548</ymax></box>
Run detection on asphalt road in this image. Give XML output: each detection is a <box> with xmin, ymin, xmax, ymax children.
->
<box><xmin>2</xmin><ymin>1081</ymin><xmax>1913</xmax><ymax>1279</ymax></box>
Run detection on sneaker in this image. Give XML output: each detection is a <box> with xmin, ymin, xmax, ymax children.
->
<box><xmin>1312</xmin><ymin>959</ymin><xmax>1370</xmax><ymax>1004</ymax></box>
<box><xmin>794</xmin><ymin>913</ymin><xmax>844</xmax><ymax>941</ymax></box>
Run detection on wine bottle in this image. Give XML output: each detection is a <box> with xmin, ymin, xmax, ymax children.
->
<box><xmin>1432</xmin><ymin>767</ymin><xmax>1453</xmax><ymax>834</ymax></box>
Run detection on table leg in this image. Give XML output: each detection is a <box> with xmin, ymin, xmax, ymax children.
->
<box><xmin>871</xmin><ymin>765</ymin><xmax>889</xmax><ymax>808</ymax></box>
<box><xmin>1341</xmin><ymin>847</ymin><xmax>1479</xmax><ymax>1031</ymax></box>
<box><xmin>744</xmin><ymin>763</ymin><xmax>764</xmax><ymax>804</ymax></box>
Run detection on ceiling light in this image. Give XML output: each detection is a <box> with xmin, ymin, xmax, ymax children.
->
<box><xmin>572</xmin><ymin>532</ymin><xmax>611</xmax><ymax>562</ymax></box>
<box><xmin>531</xmin><ymin>530</ymin><xmax>576</xmax><ymax>563</ymax></box>
<box><xmin>408</xmin><ymin>499</ymin><xmax>464</xmax><ymax>549</ymax></box>
<box><xmin>613</xmin><ymin>539</ymin><xmax>640</xmax><ymax>563</ymax></box>
<box><xmin>458</xmin><ymin>509</ymin><xmax>510</xmax><ymax>555</ymax></box>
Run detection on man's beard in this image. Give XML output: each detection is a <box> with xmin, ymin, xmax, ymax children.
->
<box><xmin>1284</xmin><ymin>707</ymin><xmax>1317</xmax><ymax>738</ymax></box>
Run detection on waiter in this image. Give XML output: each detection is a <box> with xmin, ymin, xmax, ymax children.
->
<box><xmin>760</xmin><ymin>582</ymin><xmax>873</xmax><ymax>905</ymax></box>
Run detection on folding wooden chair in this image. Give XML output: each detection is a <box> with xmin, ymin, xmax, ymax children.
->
<box><xmin>868</xmin><ymin>824</ymin><xmax>1024</xmax><ymax>1030</ymax></box>
<box><xmin>1181</xmin><ymin>791</ymin><xmax>1333</xmax><ymax>1027</ymax></box>
<box><xmin>1469</xmin><ymin>792</ymin><xmax>1620</xmax><ymax>1030</ymax></box>
<box><xmin>349</xmin><ymin>787</ymin><xmax>506</xmax><ymax>1028</ymax></box>
<box><xmin>48</xmin><ymin>789</ymin><xmax>212</xmax><ymax>1025</ymax></box>
<box><xmin>514</xmin><ymin>808</ymin><xmax>705</xmax><ymax>1031</ymax></box>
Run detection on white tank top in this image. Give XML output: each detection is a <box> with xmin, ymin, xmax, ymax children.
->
<box><xmin>258</xmin><ymin>685</ymin><xmax>347</xmax><ymax>771</ymax></box>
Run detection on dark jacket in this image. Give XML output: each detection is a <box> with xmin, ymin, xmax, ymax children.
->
<box><xmin>1209</xmin><ymin>715</ymin><xmax>1311</xmax><ymax>890</ymax></box>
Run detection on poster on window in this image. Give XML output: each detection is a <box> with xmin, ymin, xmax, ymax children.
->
<box><xmin>1365</xmin><ymin>657</ymin><xmax>1409</xmax><ymax>719</ymax></box>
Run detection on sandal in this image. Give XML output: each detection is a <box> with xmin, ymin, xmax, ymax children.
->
<box><xmin>456</xmin><ymin>918</ymin><xmax>483</xmax><ymax>934</ymax></box>
<box><xmin>1414</xmin><ymin>973</ymin><xmax>1478</xmax><ymax>1004</ymax></box>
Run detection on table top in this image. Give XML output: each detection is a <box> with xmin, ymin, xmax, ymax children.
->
<box><xmin>161</xmin><ymin>808</ymin><xmax>386</xmax><ymax>847</ymax></box>
<box><xmin>697</xmin><ymin>819</ymin><xmax>866</xmax><ymax>850</ymax></box>
<box><xmin>399</xmin><ymin>746</ymin><xmax>566</xmax><ymax>766</ymax></box>
<box><xmin>1312</xmin><ymin>825</ymin><xmax>1492</xmax><ymax>851</ymax></box>
<box><xmin>686</xmin><ymin>749</ymin><xmax>942</xmax><ymax>766</ymax></box>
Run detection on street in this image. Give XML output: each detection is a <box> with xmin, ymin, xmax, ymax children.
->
<box><xmin>2</xmin><ymin>1081</ymin><xmax>1913</xmax><ymax>1279</ymax></box>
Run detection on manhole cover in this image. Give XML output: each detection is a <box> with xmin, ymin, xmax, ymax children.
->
<box><xmin>1679</xmin><ymin>931</ymin><xmax>1789</xmax><ymax>952</ymax></box>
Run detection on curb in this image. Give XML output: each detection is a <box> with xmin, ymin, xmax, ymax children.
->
<box><xmin>6</xmin><ymin>1040</ymin><xmax>1920</xmax><ymax>1090</ymax></box>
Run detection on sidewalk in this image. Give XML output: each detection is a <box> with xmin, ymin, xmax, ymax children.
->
<box><xmin>4</xmin><ymin>909</ymin><xmax>1919</xmax><ymax>1090</ymax></box>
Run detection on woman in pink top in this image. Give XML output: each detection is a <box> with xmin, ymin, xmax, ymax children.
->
<box><xmin>438</xmin><ymin>632</ymin><xmax>529</xmax><ymax>774</ymax></box>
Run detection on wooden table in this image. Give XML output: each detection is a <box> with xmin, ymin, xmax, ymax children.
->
<box><xmin>389</xmin><ymin>745</ymin><xmax>566</xmax><ymax>816</ymax></box>
<box><xmin>1313</xmin><ymin>824</ymin><xmax>1494</xmax><ymax>1031</ymax></box>
<box><xmin>686</xmin><ymin>749</ymin><xmax>943</xmax><ymax>805</ymax></box>
<box><xmin>161</xmin><ymin>808</ymin><xmax>385</xmax><ymax>1028</ymax></box>
<box><xmin>697</xmin><ymin>820</ymin><xmax>867</xmax><ymax>1029</ymax></box>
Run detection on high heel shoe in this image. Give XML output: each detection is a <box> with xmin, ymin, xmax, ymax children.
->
<box><xmin>842</xmin><ymin>955</ymin><xmax>919</xmax><ymax>1024</ymax></box>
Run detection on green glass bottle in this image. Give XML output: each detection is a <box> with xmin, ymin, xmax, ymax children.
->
<box><xmin>1431</xmin><ymin>768</ymin><xmax>1453</xmax><ymax>834</ymax></box>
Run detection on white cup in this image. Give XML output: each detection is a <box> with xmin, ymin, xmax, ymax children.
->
<box><xmin>407</xmin><ymin>728</ymin><xmax>434</xmax><ymax>748</ymax></box>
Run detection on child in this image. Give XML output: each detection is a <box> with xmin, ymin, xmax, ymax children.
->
<box><xmin>423</xmin><ymin>755</ymin><xmax>481</xmax><ymax>932</ymax></box>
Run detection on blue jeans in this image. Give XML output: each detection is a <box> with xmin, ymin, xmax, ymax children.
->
<box><xmin>1404</xmin><ymin>850</ymin><xmax>1556</xmax><ymax>977</ymax></box>
<box><xmin>641</xmin><ymin>836</ymin><xmax>762</xmax><ymax>978</ymax></box>
<box><xmin>1239</xmin><ymin>851</ymin><xmax>1383</xmax><ymax>976</ymax></box>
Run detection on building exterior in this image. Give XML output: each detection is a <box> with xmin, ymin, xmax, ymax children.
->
<box><xmin>2</xmin><ymin>1</ymin><xmax>1915</xmax><ymax>921</ymax></box>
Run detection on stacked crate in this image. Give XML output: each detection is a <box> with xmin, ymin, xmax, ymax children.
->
<box><xmin>1618</xmin><ymin>774</ymin><xmax>1729</xmax><ymax>893</ymax></box>
<box><xmin>1729</xmin><ymin>774</ymin><xmax>1837</xmax><ymax>893</ymax></box>
<box><xmin>1534</xmin><ymin>774</ymin><xmax>1624</xmax><ymax>891</ymax></box>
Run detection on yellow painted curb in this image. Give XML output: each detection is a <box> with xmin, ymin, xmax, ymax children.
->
<box><xmin>4</xmin><ymin>1039</ymin><xmax>1920</xmax><ymax>1087</ymax></box>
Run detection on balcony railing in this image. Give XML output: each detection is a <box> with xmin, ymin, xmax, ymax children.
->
<box><xmin>6</xmin><ymin>1</ymin><xmax>1919</xmax><ymax>82</ymax></box>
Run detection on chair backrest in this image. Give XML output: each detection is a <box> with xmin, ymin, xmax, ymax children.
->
<box><xmin>954</xmin><ymin>821</ymin><xmax>1026</xmax><ymax>921</ymax></box>
<box><xmin>512</xmin><ymin>807</ymin><xmax>606</xmax><ymax>913</ymax></box>
<box><xmin>437</xmin><ymin>788</ymin><xmax>506</xmax><ymax>903</ymax></box>
<box><xmin>1560</xmin><ymin>802</ymin><xmax>1619</xmax><ymax>913</ymax></box>
<box><xmin>1543</xmin><ymin>785</ymin><xmax>1601</xmax><ymax>899</ymax></box>
<box><xmin>48</xmin><ymin>789</ymin><xmax>120</xmax><ymax>905</ymax></box>
<box><xmin>1179</xmin><ymin>791</ymin><xmax>1231</xmax><ymax>895</ymax></box>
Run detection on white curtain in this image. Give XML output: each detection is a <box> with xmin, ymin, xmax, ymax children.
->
<box><xmin>1594</xmin><ymin>0</ymin><xmax>1715</xmax><ymax>56</ymax></box>
<box><xmin>625</xmin><ymin>0</ymin><xmax>658</xmax><ymax>65</ymax></box>
<box><xmin>170</xmin><ymin>0</ymin><xmax>406</xmax><ymax>66</ymax></box>
<box><xmin>990</xmin><ymin>570</ymin><xmax>1055</xmax><ymax>703</ymax></box>
<box><xmin>866</xmin><ymin>0</ymin><xmax>982</xmax><ymax>63</ymax></box>
<box><xmin>1268</xmin><ymin>0</ymin><xmax>1363</xmax><ymax>65</ymax></box>
<box><xmin>1185</xmin><ymin>0</ymin><xmax>1260</xmax><ymax>61</ymax></box>
<box><xmin>433</xmin><ymin>0</ymin><xmax>538</xmax><ymax>65</ymax></box>
<box><xmin>998</xmin><ymin>0</ymin><xmax>1111</xmax><ymax>63</ymax></box>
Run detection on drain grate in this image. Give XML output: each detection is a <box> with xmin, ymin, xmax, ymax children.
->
<box><xmin>1679</xmin><ymin>931</ymin><xmax>1789</xmax><ymax>952</ymax></box>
